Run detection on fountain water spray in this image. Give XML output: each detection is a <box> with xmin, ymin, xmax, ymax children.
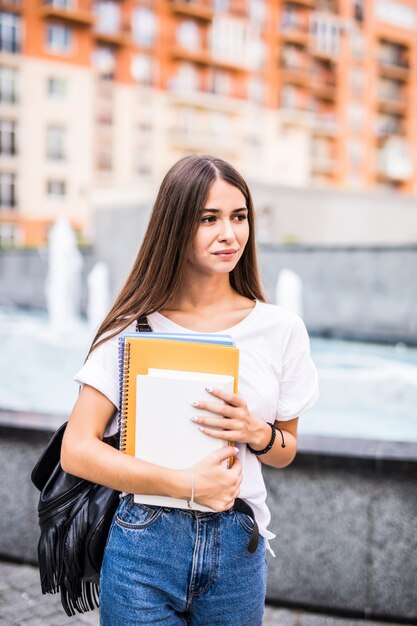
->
<box><xmin>45</xmin><ymin>217</ymin><xmax>83</xmax><ymax>333</ymax></box>
<box><xmin>87</xmin><ymin>262</ymin><xmax>111</xmax><ymax>333</ymax></box>
<box><xmin>275</xmin><ymin>268</ymin><xmax>303</xmax><ymax>316</ymax></box>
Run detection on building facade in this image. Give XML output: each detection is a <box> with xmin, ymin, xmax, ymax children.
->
<box><xmin>1</xmin><ymin>0</ymin><xmax>417</xmax><ymax>245</ymax></box>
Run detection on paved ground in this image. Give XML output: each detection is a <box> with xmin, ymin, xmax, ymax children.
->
<box><xmin>0</xmin><ymin>562</ymin><xmax>412</xmax><ymax>626</ymax></box>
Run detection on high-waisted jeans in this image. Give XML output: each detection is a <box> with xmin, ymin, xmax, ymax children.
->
<box><xmin>100</xmin><ymin>495</ymin><xmax>267</xmax><ymax>625</ymax></box>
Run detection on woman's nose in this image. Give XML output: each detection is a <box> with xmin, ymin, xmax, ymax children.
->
<box><xmin>218</xmin><ymin>219</ymin><xmax>235</xmax><ymax>242</ymax></box>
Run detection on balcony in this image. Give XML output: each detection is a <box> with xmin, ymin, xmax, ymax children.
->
<box><xmin>39</xmin><ymin>1</ymin><xmax>94</xmax><ymax>26</ymax></box>
<box><xmin>94</xmin><ymin>29</ymin><xmax>129</xmax><ymax>47</ymax></box>
<box><xmin>377</xmin><ymin>96</ymin><xmax>407</xmax><ymax>115</ymax></box>
<box><xmin>280</xmin><ymin>65</ymin><xmax>311</xmax><ymax>87</ymax></box>
<box><xmin>171</xmin><ymin>45</ymin><xmax>249</xmax><ymax>72</ymax></box>
<box><xmin>169</xmin><ymin>128</ymin><xmax>241</xmax><ymax>155</ymax></box>
<box><xmin>378</xmin><ymin>61</ymin><xmax>409</xmax><ymax>82</ymax></box>
<box><xmin>311</xmin><ymin>155</ymin><xmax>339</xmax><ymax>175</ymax></box>
<box><xmin>312</xmin><ymin>81</ymin><xmax>336</xmax><ymax>101</ymax></box>
<box><xmin>312</xmin><ymin>114</ymin><xmax>338</xmax><ymax>136</ymax></box>
<box><xmin>285</xmin><ymin>0</ymin><xmax>315</xmax><ymax>7</ymax></box>
<box><xmin>280</xmin><ymin>29</ymin><xmax>309</xmax><ymax>46</ymax></box>
<box><xmin>0</xmin><ymin>0</ymin><xmax>23</xmax><ymax>14</ymax></box>
<box><xmin>169</xmin><ymin>0</ymin><xmax>213</xmax><ymax>21</ymax></box>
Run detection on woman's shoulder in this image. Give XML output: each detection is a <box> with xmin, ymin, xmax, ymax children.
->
<box><xmin>256</xmin><ymin>300</ymin><xmax>306</xmax><ymax>332</ymax></box>
<box><xmin>90</xmin><ymin>320</ymin><xmax>138</xmax><ymax>356</ymax></box>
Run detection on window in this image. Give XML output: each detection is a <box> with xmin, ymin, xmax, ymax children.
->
<box><xmin>247</xmin><ymin>77</ymin><xmax>264</xmax><ymax>104</ymax></box>
<box><xmin>96</xmin><ymin>93</ymin><xmax>113</xmax><ymax>124</ymax></box>
<box><xmin>209</xmin><ymin>70</ymin><xmax>232</xmax><ymax>97</ymax></box>
<box><xmin>131</xmin><ymin>55</ymin><xmax>156</xmax><ymax>86</ymax></box>
<box><xmin>47</xmin><ymin>76</ymin><xmax>67</xmax><ymax>98</ymax></box>
<box><xmin>92</xmin><ymin>46</ymin><xmax>116</xmax><ymax>79</ymax></box>
<box><xmin>97</xmin><ymin>145</ymin><xmax>112</xmax><ymax>171</ymax></box>
<box><xmin>0</xmin><ymin>172</ymin><xmax>16</xmax><ymax>208</ymax></box>
<box><xmin>0</xmin><ymin>119</ymin><xmax>17</xmax><ymax>155</ymax></box>
<box><xmin>375</xmin><ymin>0</ymin><xmax>417</xmax><ymax>31</ymax></box>
<box><xmin>46</xmin><ymin>23</ymin><xmax>72</xmax><ymax>54</ymax></box>
<box><xmin>46</xmin><ymin>125</ymin><xmax>66</xmax><ymax>160</ymax></box>
<box><xmin>94</xmin><ymin>1</ymin><xmax>121</xmax><ymax>34</ymax></box>
<box><xmin>310</xmin><ymin>14</ymin><xmax>340</xmax><ymax>56</ymax></box>
<box><xmin>214</xmin><ymin>0</ymin><xmax>229</xmax><ymax>10</ymax></box>
<box><xmin>348</xmin><ymin>139</ymin><xmax>363</xmax><ymax>167</ymax></box>
<box><xmin>0</xmin><ymin>12</ymin><xmax>21</xmax><ymax>53</ymax></box>
<box><xmin>136</xmin><ymin>152</ymin><xmax>152</xmax><ymax>176</ymax></box>
<box><xmin>249</xmin><ymin>0</ymin><xmax>266</xmax><ymax>26</ymax></box>
<box><xmin>348</xmin><ymin>102</ymin><xmax>364</xmax><ymax>132</ymax></box>
<box><xmin>177</xmin><ymin>21</ymin><xmax>201</xmax><ymax>52</ymax></box>
<box><xmin>44</xmin><ymin>0</ymin><xmax>72</xmax><ymax>8</ymax></box>
<box><xmin>0</xmin><ymin>66</ymin><xmax>18</xmax><ymax>103</ymax></box>
<box><xmin>350</xmin><ymin>68</ymin><xmax>363</xmax><ymax>96</ymax></box>
<box><xmin>47</xmin><ymin>179</ymin><xmax>66</xmax><ymax>196</ymax></box>
<box><xmin>210</xmin><ymin>17</ymin><xmax>249</xmax><ymax>65</ymax></box>
<box><xmin>0</xmin><ymin>222</ymin><xmax>20</xmax><ymax>247</ymax></box>
<box><xmin>169</xmin><ymin>63</ymin><xmax>199</xmax><ymax>92</ymax></box>
<box><xmin>132</xmin><ymin>8</ymin><xmax>156</xmax><ymax>47</ymax></box>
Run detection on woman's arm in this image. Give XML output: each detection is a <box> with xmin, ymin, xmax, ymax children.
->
<box><xmin>249</xmin><ymin>417</ymin><xmax>298</xmax><ymax>469</ymax></box>
<box><xmin>61</xmin><ymin>384</ymin><xmax>241</xmax><ymax>511</ymax></box>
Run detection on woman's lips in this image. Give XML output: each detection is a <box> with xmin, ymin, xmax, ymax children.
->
<box><xmin>213</xmin><ymin>250</ymin><xmax>238</xmax><ymax>258</ymax></box>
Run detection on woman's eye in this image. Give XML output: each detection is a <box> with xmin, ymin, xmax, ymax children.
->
<box><xmin>201</xmin><ymin>214</ymin><xmax>247</xmax><ymax>223</ymax></box>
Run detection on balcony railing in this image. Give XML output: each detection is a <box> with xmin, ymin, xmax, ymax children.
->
<box><xmin>40</xmin><ymin>1</ymin><xmax>94</xmax><ymax>26</ymax></box>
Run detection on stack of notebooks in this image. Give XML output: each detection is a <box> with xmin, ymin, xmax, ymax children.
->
<box><xmin>118</xmin><ymin>331</ymin><xmax>240</xmax><ymax>512</ymax></box>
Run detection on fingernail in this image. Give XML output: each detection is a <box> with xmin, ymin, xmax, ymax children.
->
<box><xmin>190</xmin><ymin>416</ymin><xmax>198</xmax><ymax>422</ymax></box>
<box><xmin>205</xmin><ymin>386</ymin><xmax>213</xmax><ymax>392</ymax></box>
<box><xmin>192</xmin><ymin>401</ymin><xmax>199</xmax><ymax>407</ymax></box>
<box><xmin>233</xmin><ymin>447</ymin><xmax>239</xmax><ymax>453</ymax></box>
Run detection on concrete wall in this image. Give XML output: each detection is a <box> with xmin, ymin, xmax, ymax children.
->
<box><xmin>259</xmin><ymin>244</ymin><xmax>417</xmax><ymax>343</ymax></box>
<box><xmin>2</xmin><ymin>236</ymin><xmax>417</xmax><ymax>343</ymax></box>
<box><xmin>1</xmin><ymin>413</ymin><xmax>416</xmax><ymax>623</ymax></box>
<box><xmin>250</xmin><ymin>183</ymin><xmax>417</xmax><ymax>246</ymax></box>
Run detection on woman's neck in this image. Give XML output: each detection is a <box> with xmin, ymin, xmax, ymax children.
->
<box><xmin>167</xmin><ymin>273</ymin><xmax>235</xmax><ymax>312</ymax></box>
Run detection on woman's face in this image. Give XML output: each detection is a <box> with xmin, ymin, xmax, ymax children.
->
<box><xmin>188</xmin><ymin>178</ymin><xmax>250</xmax><ymax>277</ymax></box>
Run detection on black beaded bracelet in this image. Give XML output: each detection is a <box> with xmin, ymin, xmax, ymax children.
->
<box><xmin>247</xmin><ymin>422</ymin><xmax>286</xmax><ymax>456</ymax></box>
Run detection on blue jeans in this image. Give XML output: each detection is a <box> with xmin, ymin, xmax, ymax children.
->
<box><xmin>100</xmin><ymin>496</ymin><xmax>267</xmax><ymax>625</ymax></box>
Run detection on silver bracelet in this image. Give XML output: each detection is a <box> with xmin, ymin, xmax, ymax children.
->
<box><xmin>187</xmin><ymin>471</ymin><xmax>195</xmax><ymax>509</ymax></box>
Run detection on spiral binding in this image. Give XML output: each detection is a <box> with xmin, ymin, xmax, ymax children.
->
<box><xmin>118</xmin><ymin>316</ymin><xmax>152</xmax><ymax>453</ymax></box>
<box><xmin>118</xmin><ymin>337</ymin><xmax>131</xmax><ymax>453</ymax></box>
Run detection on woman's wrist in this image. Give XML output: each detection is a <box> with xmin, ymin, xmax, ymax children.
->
<box><xmin>248</xmin><ymin>420</ymin><xmax>273</xmax><ymax>451</ymax></box>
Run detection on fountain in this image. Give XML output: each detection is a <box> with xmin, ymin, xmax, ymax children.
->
<box><xmin>275</xmin><ymin>268</ymin><xmax>303</xmax><ymax>316</ymax></box>
<box><xmin>87</xmin><ymin>262</ymin><xmax>111</xmax><ymax>333</ymax></box>
<box><xmin>45</xmin><ymin>217</ymin><xmax>84</xmax><ymax>333</ymax></box>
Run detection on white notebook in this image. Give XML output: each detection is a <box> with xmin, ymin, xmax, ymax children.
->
<box><xmin>134</xmin><ymin>369</ymin><xmax>234</xmax><ymax>511</ymax></box>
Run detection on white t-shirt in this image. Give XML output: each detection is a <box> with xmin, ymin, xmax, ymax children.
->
<box><xmin>74</xmin><ymin>300</ymin><xmax>319</xmax><ymax>552</ymax></box>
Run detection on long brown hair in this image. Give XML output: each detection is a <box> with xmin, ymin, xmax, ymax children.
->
<box><xmin>88</xmin><ymin>154</ymin><xmax>266</xmax><ymax>356</ymax></box>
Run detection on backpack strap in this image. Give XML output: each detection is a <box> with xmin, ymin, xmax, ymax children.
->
<box><xmin>135</xmin><ymin>315</ymin><xmax>152</xmax><ymax>333</ymax></box>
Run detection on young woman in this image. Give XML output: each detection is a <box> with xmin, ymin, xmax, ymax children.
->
<box><xmin>61</xmin><ymin>154</ymin><xmax>319</xmax><ymax>625</ymax></box>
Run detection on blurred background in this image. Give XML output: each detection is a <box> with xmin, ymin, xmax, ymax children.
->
<box><xmin>0</xmin><ymin>0</ymin><xmax>417</xmax><ymax>623</ymax></box>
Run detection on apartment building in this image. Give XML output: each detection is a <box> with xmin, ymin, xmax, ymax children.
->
<box><xmin>1</xmin><ymin>0</ymin><xmax>417</xmax><ymax>246</ymax></box>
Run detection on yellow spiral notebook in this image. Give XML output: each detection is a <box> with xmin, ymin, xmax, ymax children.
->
<box><xmin>118</xmin><ymin>333</ymin><xmax>240</xmax><ymax>458</ymax></box>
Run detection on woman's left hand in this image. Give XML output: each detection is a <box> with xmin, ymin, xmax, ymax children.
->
<box><xmin>191</xmin><ymin>388</ymin><xmax>265</xmax><ymax>446</ymax></box>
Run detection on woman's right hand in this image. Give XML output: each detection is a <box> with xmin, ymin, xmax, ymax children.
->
<box><xmin>190</xmin><ymin>446</ymin><xmax>242</xmax><ymax>512</ymax></box>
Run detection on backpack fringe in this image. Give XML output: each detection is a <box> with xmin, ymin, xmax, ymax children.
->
<box><xmin>38</xmin><ymin>519</ymin><xmax>67</xmax><ymax>594</ymax></box>
<box><xmin>60</xmin><ymin>581</ymin><xmax>100</xmax><ymax>617</ymax></box>
<box><xmin>63</xmin><ymin>493</ymin><xmax>90</xmax><ymax>605</ymax></box>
